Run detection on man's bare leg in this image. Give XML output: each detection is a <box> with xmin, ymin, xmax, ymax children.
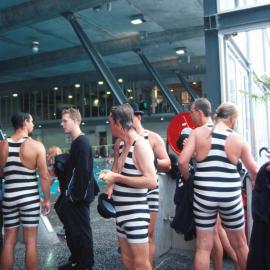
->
<box><xmin>118</xmin><ymin>237</ymin><xmax>133</xmax><ymax>270</ymax></box>
<box><xmin>130</xmin><ymin>242</ymin><xmax>151</xmax><ymax>270</ymax></box>
<box><xmin>148</xmin><ymin>212</ymin><xmax>158</xmax><ymax>265</ymax></box>
<box><xmin>194</xmin><ymin>230</ymin><xmax>215</xmax><ymax>270</ymax></box>
<box><xmin>23</xmin><ymin>227</ymin><xmax>38</xmax><ymax>270</ymax></box>
<box><xmin>1</xmin><ymin>227</ymin><xmax>19</xmax><ymax>270</ymax></box>
<box><xmin>211</xmin><ymin>226</ymin><xmax>223</xmax><ymax>270</ymax></box>
<box><xmin>226</xmin><ymin>228</ymin><xmax>248</xmax><ymax>270</ymax></box>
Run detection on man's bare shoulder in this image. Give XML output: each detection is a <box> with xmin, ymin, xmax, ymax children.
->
<box><xmin>148</xmin><ymin>130</ymin><xmax>164</xmax><ymax>145</ymax></box>
<box><xmin>135</xmin><ymin>137</ymin><xmax>151</xmax><ymax>150</ymax></box>
<box><xmin>25</xmin><ymin>138</ymin><xmax>45</xmax><ymax>151</ymax></box>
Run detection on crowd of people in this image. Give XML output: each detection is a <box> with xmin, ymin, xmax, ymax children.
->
<box><xmin>0</xmin><ymin>97</ymin><xmax>267</xmax><ymax>270</ymax></box>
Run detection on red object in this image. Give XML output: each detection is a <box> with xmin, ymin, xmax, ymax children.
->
<box><xmin>167</xmin><ymin>112</ymin><xmax>197</xmax><ymax>155</ymax></box>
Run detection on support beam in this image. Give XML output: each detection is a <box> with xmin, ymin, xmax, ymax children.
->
<box><xmin>175</xmin><ymin>71</ymin><xmax>198</xmax><ymax>101</ymax></box>
<box><xmin>205</xmin><ymin>3</ymin><xmax>270</xmax><ymax>33</ymax></box>
<box><xmin>135</xmin><ymin>49</ymin><xmax>183</xmax><ymax>114</ymax></box>
<box><xmin>203</xmin><ymin>0</ymin><xmax>221</xmax><ymax>110</ymax></box>
<box><xmin>0</xmin><ymin>26</ymin><xmax>203</xmax><ymax>76</ymax></box>
<box><xmin>63</xmin><ymin>12</ymin><xmax>127</xmax><ymax>104</ymax></box>
<box><xmin>0</xmin><ymin>0</ymin><xmax>117</xmax><ymax>34</ymax></box>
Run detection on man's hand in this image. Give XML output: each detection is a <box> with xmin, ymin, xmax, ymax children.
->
<box><xmin>99</xmin><ymin>170</ymin><xmax>118</xmax><ymax>186</ymax></box>
<box><xmin>40</xmin><ymin>198</ymin><xmax>51</xmax><ymax>215</ymax></box>
<box><xmin>106</xmin><ymin>184</ymin><xmax>114</xmax><ymax>199</ymax></box>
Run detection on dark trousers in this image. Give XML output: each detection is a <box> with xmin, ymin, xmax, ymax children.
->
<box><xmin>58</xmin><ymin>196</ymin><xmax>94</xmax><ymax>269</ymax></box>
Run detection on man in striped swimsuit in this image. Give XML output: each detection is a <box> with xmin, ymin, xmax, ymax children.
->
<box><xmin>0</xmin><ymin>112</ymin><xmax>51</xmax><ymax>270</ymax></box>
<box><xmin>179</xmin><ymin>102</ymin><xmax>258</xmax><ymax>270</ymax></box>
<box><xmin>112</xmin><ymin>102</ymin><xmax>171</xmax><ymax>264</ymax></box>
<box><xmin>100</xmin><ymin>104</ymin><xmax>157</xmax><ymax>270</ymax></box>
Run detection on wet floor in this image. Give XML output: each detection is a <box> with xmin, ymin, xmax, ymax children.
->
<box><xmin>12</xmin><ymin>197</ymin><xmax>234</xmax><ymax>270</ymax></box>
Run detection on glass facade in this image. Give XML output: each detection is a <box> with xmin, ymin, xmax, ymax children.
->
<box><xmin>0</xmin><ymin>80</ymin><xmax>199</xmax><ymax>125</ymax></box>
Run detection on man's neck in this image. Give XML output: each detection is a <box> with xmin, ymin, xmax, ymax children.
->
<box><xmin>70</xmin><ymin>126</ymin><xmax>83</xmax><ymax>141</ymax></box>
<box><xmin>13</xmin><ymin>129</ymin><xmax>28</xmax><ymax>139</ymax></box>
<box><xmin>201</xmin><ymin>117</ymin><xmax>212</xmax><ymax>126</ymax></box>
<box><xmin>122</xmin><ymin>128</ymin><xmax>138</xmax><ymax>145</ymax></box>
<box><xmin>135</xmin><ymin>124</ymin><xmax>144</xmax><ymax>136</ymax></box>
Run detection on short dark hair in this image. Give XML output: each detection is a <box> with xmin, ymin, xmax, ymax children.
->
<box><xmin>11</xmin><ymin>112</ymin><xmax>31</xmax><ymax>130</ymax></box>
<box><xmin>110</xmin><ymin>104</ymin><xmax>133</xmax><ymax>130</ymax></box>
<box><xmin>192</xmin><ymin>98</ymin><xmax>212</xmax><ymax>117</ymax></box>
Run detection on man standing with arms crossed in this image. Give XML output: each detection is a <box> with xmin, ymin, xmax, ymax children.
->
<box><xmin>112</xmin><ymin>102</ymin><xmax>171</xmax><ymax>264</ymax></box>
<box><xmin>58</xmin><ymin>108</ymin><xmax>95</xmax><ymax>270</ymax></box>
<box><xmin>0</xmin><ymin>112</ymin><xmax>51</xmax><ymax>270</ymax></box>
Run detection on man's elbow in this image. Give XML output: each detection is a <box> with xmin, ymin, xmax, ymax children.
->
<box><xmin>148</xmin><ymin>177</ymin><xmax>157</xmax><ymax>189</ymax></box>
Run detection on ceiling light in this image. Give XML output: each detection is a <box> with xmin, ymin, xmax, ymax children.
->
<box><xmin>98</xmin><ymin>81</ymin><xmax>104</xmax><ymax>85</ymax></box>
<box><xmin>129</xmin><ymin>96</ymin><xmax>134</xmax><ymax>100</ymax></box>
<box><xmin>81</xmin><ymin>122</ymin><xmax>85</xmax><ymax>126</ymax></box>
<box><xmin>74</xmin><ymin>83</ymin><xmax>80</xmax><ymax>88</ymax></box>
<box><xmin>160</xmin><ymin>117</ymin><xmax>164</xmax><ymax>121</ymax></box>
<box><xmin>106</xmin><ymin>120</ymin><xmax>109</xmax><ymax>124</ymax></box>
<box><xmin>68</xmin><ymin>95</ymin><xmax>73</xmax><ymax>99</ymax></box>
<box><xmin>38</xmin><ymin>125</ymin><xmax>42</xmax><ymax>128</ymax></box>
<box><xmin>176</xmin><ymin>47</ymin><xmax>186</xmax><ymax>55</ymax></box>
<box><xmin>106</xmin><ymin>91</ymin><xmax>111</xmax><ymax>95</ymax></box>
<box><xmin>170</xmin><ymin>89</ymin><xmax>174</xmax><ymax>92</ymax></box>
<box><xmin>192</xmin><ymin>82</ymin><xmax>197</xmax><ymax>85</ymax></box>
<box><xmin>53</xmin><ymin>86</ymin><xmax>59</xmax><ymax>91</ymax></box>
<box><xmin>130</xmin><ymin>14</ymin><xmax>145</xmax><ymax>25</ymax></box>
<box><xmin>32</xmin><ymin>41</ymin><xmax>40</xmax><ymax>54</ymax></box>
<box><xmin>12</xmin><ymin>93</ymin><xmax>18</xmax><ymax>97</ymax></box>
<box><xmin>118</xmin><ymin>78</ymin><xmax>123</xmax><ymax>83</ymax></box>
<box><xmin>127</xmin><ymin>89</ymin><xmax>132</xmax><ymax>93</ymax></box>
<box><xmin>93</xmin><ymin>98</ymin><xmax>99</xmax><ymax>107</ymax></box>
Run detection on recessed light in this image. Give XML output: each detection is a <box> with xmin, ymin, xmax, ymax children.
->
<box><xmin>12</xmin><ymin>93</ymin><xmax>18</xmax><ymax>97</ymax></box>
<box><xmin>98</xmin><ymin>81</ymin><xmax>104</xmax><ymax>85</ymax></box>
<box><xmin>106</xmin><ymin>120</ymin><xmax>109</xmax><ymax>124</ymax></box>
<box><xmin>130</xmin><ymin>14</ymin><xmax>145</xmax><ymax>25</ymax></box>
<box><xmin>176</xmin><ymin>47</ymin><xmax>186</xmax><ymax>55</ymax></box>
<box><xmin>127</xmin><ymin>89</ymin><xmax>132</xmax><ymax>93</ymax></box>
<box><xmin>53</xmin><ymin>86</ymin><xmax>59</xmax><ymax>91</ymax></box>
<box><xmin>192</xmin><ymin>82</ymin><xmax>197</xmax><ymax>85</ymax></box>
<box><xmin>68</xmin><ymin>95</ymin><xmax>73</xmax><ymax>99</ymax></box>
<box><xmin>160</xmin><ymin>117</ymin><xmax>164</xmax><ymax>121</ymax></box>
<box><xmin>170</xmin><ymin>89</ymin><xmax>174</xmax><ymax>92</ymax></box>
<box><xmin>75</xmin><ymin>84</ymin><xmax>80</xmax><ymax>88</ymax></box>
<box><xmin>38</xmin><ymin>124</ymin><xmax>42</xmax><ymax>128</ymax></box>
<box><xmin>81</xmin><ymin>122</ymin><xmax>85</xmax><ymax>126</ymax></box>
<box><xmin>118</xmin><ymin>78</ymin><xmax>123</xmax><ymax>83</ymax></box>
<box><xmin>106</xmin><ymin>91</ymin><xmax>111</xmax><ymax>95</ymax></box>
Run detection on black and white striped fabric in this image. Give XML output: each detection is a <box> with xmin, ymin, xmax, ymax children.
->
<box><xmin>119</xmin><ymin>130</ymin><xmax>159</xmax><ymax>212</ymax></box>
<box><xmin>113</xmin><ymin>140</ymin><xmax>150</xmax><ymax>244</ymax></box>
<box><xmin>142</xmin><ymin>130</ymin><xmax>159</xmax><ymax>212</ymax></box>
<box><xmin>193</xmin><ymin>129</ymin><xmax>245</xmax><ymax>231</ymax></box>
<box><xmin>2</xmin><ymin>138</ymin><xmax>40</xmax><ymax>228</ymax></box>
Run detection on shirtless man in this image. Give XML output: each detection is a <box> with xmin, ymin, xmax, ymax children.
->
<box><xmin>112</xmin><ymin>102</ymin><xmax>171</xmax><ymax>264</ymax></box>
<box><xmin>0</xmin><ymin>112</ymin><xmax>51</xmax><ymax>270</ymax></box>
<box><xmin>179</xmin><ymin>102</ymin><xmax>258</xmax><ymax>270</ymax></box>
<box><xmin>100</xmin><ymin>104</ymin><xmax>157</xmax><ymax>270</ymax></box>
<box><xmin>188</xmin><ymin>98</ymin><xmax>240</xmax><ymax>270</ymax></box>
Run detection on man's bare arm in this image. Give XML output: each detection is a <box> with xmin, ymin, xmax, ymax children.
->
<box><xmin>240</xmin><ymin>141</ymin><xmax>258</xmax><ymax>184</ymax></box>
<box><xmin>100</xmin><ymin>139</ymin><xmax>157</xmax><ymax>189</ymax></box>
<box><xmin>150</xmin><ymin>132</ymin><xmax>171</xmax><ymax>172</ymax></box>
<box><xmin>178</xmin><ymin>130</ymin><xmax>196</xmax><ymax>180</ymax></box>
<box><xmin>36</xmin><ymin>142</ymin><xmax>51</xmax><ymax>202</ymax></box>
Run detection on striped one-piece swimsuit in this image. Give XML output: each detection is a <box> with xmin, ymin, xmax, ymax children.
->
<box><xmin>113</xmin><ymin>140</ymin><xmax>150</xmax><ymax>244</ymax></box>
<box><xmin>2</xmin><ymin>138</ymin><xmax>40</xmax><ymax>228</ymax></box>
<box><xmin>119</xmin><ymin>131</ymin><xmax>159</xmax><ymax>212</ymax></box>
<box><xmin>193</xmin><ymin>129</ymin><xmax>245</xmax><ymax>231</ymax></box>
